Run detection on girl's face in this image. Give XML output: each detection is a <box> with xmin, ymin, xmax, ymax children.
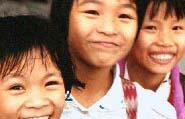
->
<box><xmin>69</xmin><ymin>0</ymin><xmax>137</xmax><ymax>68</ymax></box>
<box><xmin>129</xmin><ymin>2</ymin><xmax>185</xmax><ymax>74</ymax></box>
<box><xmin>0</xmin><ymin>50</ymin><xmax>65</xmax><ymax>119</ymax></box>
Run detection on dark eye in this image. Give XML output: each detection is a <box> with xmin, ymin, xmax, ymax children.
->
<box><xmin>84</xmin><ymin>10</ymin><xmax>99</xmax><ymax>15</ymax></box>
<box><xmin>172</xmin><ymin>26</ymin><xmax>183</xmax><ymax>30</ymax></box>
<box><xmin>119</xmin><ymin>14</ymin><xmax>132</xmax><ymax>19</ymax></box>
<box><xmin>145</xmin><ymin>25</ymin><xmax>157</xmax><ymax>30</ymax></box>
<box><xmin>10</xmin><ymin>85</ymin><xmax>24</xmax><ymax>90</ymax></box>
<box><xmin>45</xmin><ymin>81</ymin><xmax>59</xmax><ymax>86</ymax></box>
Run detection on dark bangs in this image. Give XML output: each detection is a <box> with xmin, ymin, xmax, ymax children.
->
<box><xmin>0</xmin><ymin>46</ymin><xmax>50</xmax><ymax>79</ymax></box>
<box><xmin>136</xmin><ymin>0</ymin><xmax>185</xmax><ymax>38</ymax></box>
<box><xmin>149</xmin><ymin>0</ymin><xmax>185</xmax><ymax>20</ymax></box>
<box><xmin>0</xmin><ymin>15</ymin><xmax>51</xmax><ymax>78</ymax></box>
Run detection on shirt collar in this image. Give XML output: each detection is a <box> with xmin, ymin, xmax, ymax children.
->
<box><xmin>96</xmin><ymin>64</ymin><xmax>125</xmax><ymax>110</ymax></box>
<box><xmin>66</xmin><ymin>64</ymin><xmax>125</xmax><ymax>111</ymax></box>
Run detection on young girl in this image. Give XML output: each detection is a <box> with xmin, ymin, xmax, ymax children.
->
<box><xmin>0</xmin><ymin>15</ymin><xmax>79</xmax><ymax>119</ymax></box>
<box><xmin>51</xmin><ymin>0</ymin><xmax>139</xmax><ymax>119</ymax></box>
<box><xmin>120</xmin><ymin>0</ymin><xmax>185</xmax><ymax>118</ymax></box>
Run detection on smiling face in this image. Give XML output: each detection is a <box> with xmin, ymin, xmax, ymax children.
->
<box><xmin>129</xmin><ymin>2</ymin><xmax>185</xmax><ymax>74</ymax></box>
<box><xmin>69</xmin><ymin>0</ymin><xmax>137</xmax><ymax>68</ymax></box>
<box><xmin>0</xmin><ymin>49</ymin><xmax>65</xmax><ymax>119</ymax></box>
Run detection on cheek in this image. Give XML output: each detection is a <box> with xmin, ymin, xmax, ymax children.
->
<box><xmin>136</xmin><ymin>32</ymin><xmax>155</xmax><ymax>51</ymax></box>
<box><xmin>175</xmin><ymin>36</ymin><xmax>185</xmax><ymax>56</ymax></box>
<box><xmin>131</xmin><ymin>37</ymin><xmax>152</xmax><ymax>61</ymax></box>
<box><xmin>0</xmin><ymin>94</ymin><xmax>23</xmax><ymax>116</ymax></box>
<box><xmin>68</xmin><ymin>21</ymin><xmax>87</xmax><ymax>46</ymax></box>
<box><xmin>177</xmin><ymin>44</ymin><xmax>185</xmax><ymax>59</ymax></box>
<box><xmin>69</xmin><ymin>15</ymin><xmax>92</xmax><ymax>39</ymax></box>
<box><xmin>49</xmin><ymin>89</ymin><xmax>65</xmax><ymax>109</ymax></box>
<box><xmin>121</xmin><ymin>22</ymin><xmax>137</xmax><ymax>40</ymax></box>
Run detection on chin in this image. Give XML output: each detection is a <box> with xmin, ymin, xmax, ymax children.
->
<box><xmin>94</xmin><ymin>60</ymin><xmax>117</xmax><ymax>68</ymax></box>
<box><xmin>149</xmin><ymin>67</ymin><xmax>173</xmax><ymax>75</ymax></box>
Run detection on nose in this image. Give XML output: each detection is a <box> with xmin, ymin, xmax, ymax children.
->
<box><xmin>97</xmin><ymin>16</ymin><xmax>117</xmax><ymax>35</ymax></box>
<box><xmin>157</xmin><ymin>29</ymin><xmax>173</xmax><ymax>47</ymax></box>
<box><xmin>24</xmin><ymin>89</ymin><xmax>50</xmax><ymax>109</ymax></box>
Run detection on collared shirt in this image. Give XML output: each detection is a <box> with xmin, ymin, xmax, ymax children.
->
<box><xmin>124</xmin><ymin>63</ymin><xmax>176</xmax><ymax>119</ymax></box>
<box><xmin>135</xmin><ymin>82</ymin><xmax>176</xmax><ymax>119</ymax></box>
<box><xmin>124</xmin><ymin>63</ymin><xmax>171</xmax><ymax>101</ymax></box>
<box><xmin>61</xmin><ymin>64</ymin><xmax>127</xmax><ymax>119</ymax></box>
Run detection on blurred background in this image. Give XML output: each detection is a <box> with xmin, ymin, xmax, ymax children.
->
<box><xmin>0</xmin><ymin>0</ymin><xmax>51</xmax><ymax>17</ymax></box>
<box><xmin>0</xmin><ymin>0</ymin><xmax>185</xmax><ymax>74</ymax></box>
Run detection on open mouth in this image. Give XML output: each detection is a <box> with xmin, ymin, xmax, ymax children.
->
<box><xmin>150</xmin><ymin>54</ymin><xmax>173</xmax><ymax>60</ymax></box>
<box><xmin>149</xmin><ymin>53</ymin><xmax>174</xmax><ymax>64</ymax></box>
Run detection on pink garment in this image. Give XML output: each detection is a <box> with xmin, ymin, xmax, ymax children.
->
<box><xmin>118</xmin><ymin>59</ymin><xmax>125</xmax><ymax>77</ymax></box>
<box><xmin>171</xmin><ymin>65</ymin><xmax>185</xmax><ymax>119</ymax></box>
<box><xmin>119</xmin><ymin>59</ymin><xmax>185</xmax><ymax>119</ymax></box>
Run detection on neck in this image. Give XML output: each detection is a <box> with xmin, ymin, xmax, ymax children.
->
<box><xmin>72</xmin><ymin>59</ymin><xmax>114</xmax><ymax>108</ymax></box>
<box><xmin>127</xmin><ymin>57</ymin><xmax>166</xmax><ymax>91</ymax></box>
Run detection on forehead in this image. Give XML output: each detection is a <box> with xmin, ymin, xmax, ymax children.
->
<box><xmin>75</xmin><ymin>0</ymin><xmax>136</xmax><ymax>8</ymax></box>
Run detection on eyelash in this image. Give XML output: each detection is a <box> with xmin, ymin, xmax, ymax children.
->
<box><xmin>9</xmin><ymin>85</ymin><xmax>24</xmax><ymax>91</ymax></box>
<box><xmin>144</xmin><ymin>25</ymin><xmax>157</xmax><ymax>30</ymax></box>
<box><xmin>45</xmin><ymin>81</ymin><xmax>59</xmax><ymax>87</ymax></box>
<box><xmin>84</xmin><ymin>10</ymin><xmax>133</xmax><ymax>19</ymax></box>
<box><xmin>119</xmin><ymin>14</ymin><xmax>132</xmax><ymax>19</ymax></box>
<box><xmin>172</xmin><ymin>26</ymin><xmax>183</xmax><ymax>30</ymax></box>
<box><xmin>84</xmin><ymin>10</ymin><xmax>99</xmax><ymax>15</ymax></box>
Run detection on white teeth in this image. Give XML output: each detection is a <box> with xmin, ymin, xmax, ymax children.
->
<box><xmin>150</xmin><ymin>54</ymin><xmax>173</xmax><ymax>60</ymax></box>
<box><xmin>29</xmin><ymin>116</ymin><xmax>49</xmax><ymax>119</ymax></box>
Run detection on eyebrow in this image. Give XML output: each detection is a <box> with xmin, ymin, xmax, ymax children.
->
<box><xmin>120</xmin><ymin>3</ymin><xmax>136</xmax><ymax>10</ymax></box>
<box><xmin>78</xmin><ymin>0</ymin><xmax>136</xmax><ymax>10</ymax></box>
<box><xmin>78</xmin><ymin>0</ymin><xmax>103</xmax><ymax>6</ymax></box>
<box><xmin>1</xmin><ymin>74</ymin><xmax>25</xmax><ymax>83</ymax></box>
<box><xmin>42</xmin><ymin>72</ymin><xmax>62</xmax><ymax>81</ymax></box>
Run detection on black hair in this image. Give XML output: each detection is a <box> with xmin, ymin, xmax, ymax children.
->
<box><xmin>0</xmin><ymin>15</ymin><xmax>50</xmax><ymax>77</ymax></box>
<box><xmin>0</xmin><ymin>15</ymin><xmax>76</xmax><ymax>95</ymax></box>
<box><xmin>50</xmin><ymin>0</ymin><xmax>89</xmax><ymax>89</ymax></box>
<box><xmin>137</xmin><ymin>0</ymin><xmax>185</xmax><ymax>31</ymax></box>
<box><xmin>50</xmin><ymin>0</ymin><xmax>73</xmax><ymax>41</ymax></box>
<box><xmin>50</xmin><ymin>0</ymin><xmax>143</xmax><ymax>89</ymax></box>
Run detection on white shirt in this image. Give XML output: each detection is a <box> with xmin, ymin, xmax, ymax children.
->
<box><xmin>124</xmin><ymin>64</ymin><xmax>177</xmax><ymax>119</ymax></box>
<box><xmin>124</xmin><ymin>63</ymin><xmax>171</xmax><ymax>101</ymax></box>
<box><xmin>61</xmin><ymin>64</ymin><xmax>127</xmax><ymax>119</ymax></box>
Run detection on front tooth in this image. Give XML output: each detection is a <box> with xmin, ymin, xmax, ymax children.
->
<box><xmin>151</xmin><ymin>54</ymin><xmax>172</xmax><ymax>60</ymax></box>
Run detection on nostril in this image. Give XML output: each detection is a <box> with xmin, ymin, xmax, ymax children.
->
<box><xmin>24</xmin><ymin>97</ymin><xmax>50</xmax><ymax>109</ymax></box>
<box><xmin>97</xmin><ymin>19</ymin><xmax>117</xmax><ymax>35</ymax></box>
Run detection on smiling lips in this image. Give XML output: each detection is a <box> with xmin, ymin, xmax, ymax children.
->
<box><xmin>150</xmin><ymin>53</ymin><xmax>174</xmax><ymax>64</ymax></box>
<box><xmin>26</xmin><ymin>116</ymin><xmax>50</xmax><ymax>119</ymax></box>
<box><xmin>91</xmin><ymin>41</ymin><xmax>119</xmax><ymax>49</ymax></box>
